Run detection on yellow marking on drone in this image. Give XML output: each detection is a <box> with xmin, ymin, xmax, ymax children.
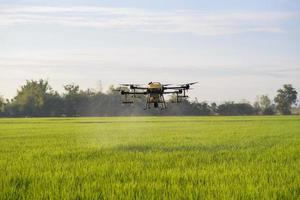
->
<box><xmin>148</xmin><ymin>82</ymin><xmax>162</xmax><ymax>89</ymax></box>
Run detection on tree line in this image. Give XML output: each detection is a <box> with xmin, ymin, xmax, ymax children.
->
<box><xmin>0</xmin><ymin>79</ymin><xmax>298</xmax><ymax>117</ymax></box>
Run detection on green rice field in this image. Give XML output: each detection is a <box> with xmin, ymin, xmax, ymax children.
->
<box><xmin>0</xmin><ymin>116</ymin><xmax>299</xmax><ymax>199</ymax></box>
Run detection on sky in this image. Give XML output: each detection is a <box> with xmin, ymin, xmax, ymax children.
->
<box><xmin>0</xmin><ymin>0</ymin><xmax>300</xmax><ymax>103</ymax></box>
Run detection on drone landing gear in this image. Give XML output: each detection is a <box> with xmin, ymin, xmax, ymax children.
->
<box><xmin>144</xmin><ymin>95</ymin><xmax>167</xmax><ymax>110</ymax></box>
<box><xmin>144</xmin><ymin>97</ymin><xmax>151</xmax><ymax>110</ymax></box>
<box><xmin>160</xmin><ymin>95</ymin><xmax>167</xmax><ymax>110</ymax></box>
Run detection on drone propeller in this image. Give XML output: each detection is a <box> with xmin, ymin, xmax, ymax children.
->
<box><xmin>120</xmin><ymin>84</ymin><xmax>144</xmax><ymax>90</ymax></box>
<box><xmin>120</xmin><ymin>84</ymin><xmax>141</xmax><ymax>86</ymax></box>
<box><xmin>178</xmin><ymin>82</ymin><xmax>198</xmax><ymax>86</ymax></box>
<box><xmin>186</xmin><ymin>82</ymin><xmax>198</xmax><ymax>85</ymax></box>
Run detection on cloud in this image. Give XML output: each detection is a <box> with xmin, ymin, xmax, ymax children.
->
<box><xmin>1</xmin><ymin>52</ymin><xmax>299</xmax><ymax>80</ymax></box>
<box><xmin>0</xmin><ymin>5</ymin><xmax>298</xmax><ymax>35</ymax></box>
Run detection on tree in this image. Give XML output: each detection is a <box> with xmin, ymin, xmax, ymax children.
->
<box><xmin>217</xmin><ymin>102</ymin><xmax>255</xmax><ymax>116</ymax></box>
<box><xmin>210</xmin><ymin>102</ymin><xmax>217</xmax><ymax>115</ymax></box>
<box><xmin>274</xmin><ymin>84</ymin><xmax>298</xmax><ymax>115</ymax></box>
<box><xmin>43</xmin><ymin>91</ymin><xmax>64</xmax><ymax>116</ymax></box>
<box><xmin>259</xmin><ymin>95</ymin><xmax>275</xmax><ymax>115</ymax></box>
<box><xmin>0</xmin><ymin>96</ymin><xmax>4</xmax><ymax>115</ymax></box>
<box><xmin>253</xmin><ymin>97</ymin><xmax>261</xmax><ymax>114</ymax></box>
<box><xmin>64</xmin><ymin>84</ymin><xmax>80</xmax><ymax>95</ymax></box>
<box><xmin>63</xmin><ymin>84</ymin><xmax>81</xmax><ymax>116</ymax></box>
<box><xmin>13</xmin><ymin>79</ymin><xmax>54</xmax><ymax>116</ymax></box>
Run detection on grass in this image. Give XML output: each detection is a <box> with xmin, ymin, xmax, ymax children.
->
<box><xmin>0</xmin><ymin>116</ymin><xmax>299</xmax><ymax>199</ymax></box>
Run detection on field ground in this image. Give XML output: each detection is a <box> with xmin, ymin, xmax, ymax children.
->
<box><xmin>0</xmin><ymin>116</ymin><xmax>300</xmax><ymax>199</ymax></box>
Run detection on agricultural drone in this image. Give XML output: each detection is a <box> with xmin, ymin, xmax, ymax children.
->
<box><xmin>115</xmin><ymin>82</ymin><xmax>198</xmax><ymax>110</ymax></box>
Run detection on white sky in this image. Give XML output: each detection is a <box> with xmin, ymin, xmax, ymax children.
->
<box><xmin>0</xmin><ymin>0</ymin><xmax>300</xmax><ymax>103</ymax></box>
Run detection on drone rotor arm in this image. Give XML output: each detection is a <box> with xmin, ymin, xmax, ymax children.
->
<box><xmin>121</xmin><ymin>91</ymin><xmax>148</xmax><ymax>95</ymax></box>
<box><xmin>164</xmin><ymin>86</ymin><xmax>186</xmax><ymax>90</ymax></box>
<box><xmin>163</xmin><ymin>91</ymin><xmax>180</xmax><ymax>94</ymax></box>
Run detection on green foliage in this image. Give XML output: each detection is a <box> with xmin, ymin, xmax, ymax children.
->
<box><xmin>274</xmin><ymin>84</ymin><xmax>298</xmax><ymax>115</ymax></box>
<box><xmin>259</xmin><ymin>95</ymin><xmax>271</xmax><ymax>110</ymax></box>
<box><xmin>217</xmin><ymin>102</ymin><xmax>256</xmax><ymax>115</ymax></box>
<box><xmin>254</xmin><ymin>95</ymin><xmax>275</xmax><ymax>115</ymax></box>
<box><xmin>0</xmin><ymin>96</ymin><xmax>4</xmax><ymax>110</ymax></box>
<box><xmin>0</xmin><ymin>80</ymin><xmax>218</xmax><ymax>117</ymax></box>
<box><xmin>12</xmin><ymin>79</ymin><xmax>57</xmax><ymax>116</ymax></box>
<box><xmin>210</xmin><ymin>102</ymin><xmax>217</xmax><ymax>114</ymax></box>
<box><xmin>0</xmin><ymin>116</ymin><xmax>299</xmax><ymax>199</ymax></box>
<box><xmin>64</xmin><ymin>84</ymin><xmax>80</xmax><ymax>95</ymax></box>
<box><xmin>63</xmin><ymin>84</ymin><xmax>81</xmax><ymax>116</ymax></box>
<box><xmin>0</xmin><ymin>96</ymin><xmax>5</xmax><ymax>116</ymax></box>
<box><xmin>0</xmin><ymin>80</ymin><xmax>298</xmax><ymax>117</ymax></box>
